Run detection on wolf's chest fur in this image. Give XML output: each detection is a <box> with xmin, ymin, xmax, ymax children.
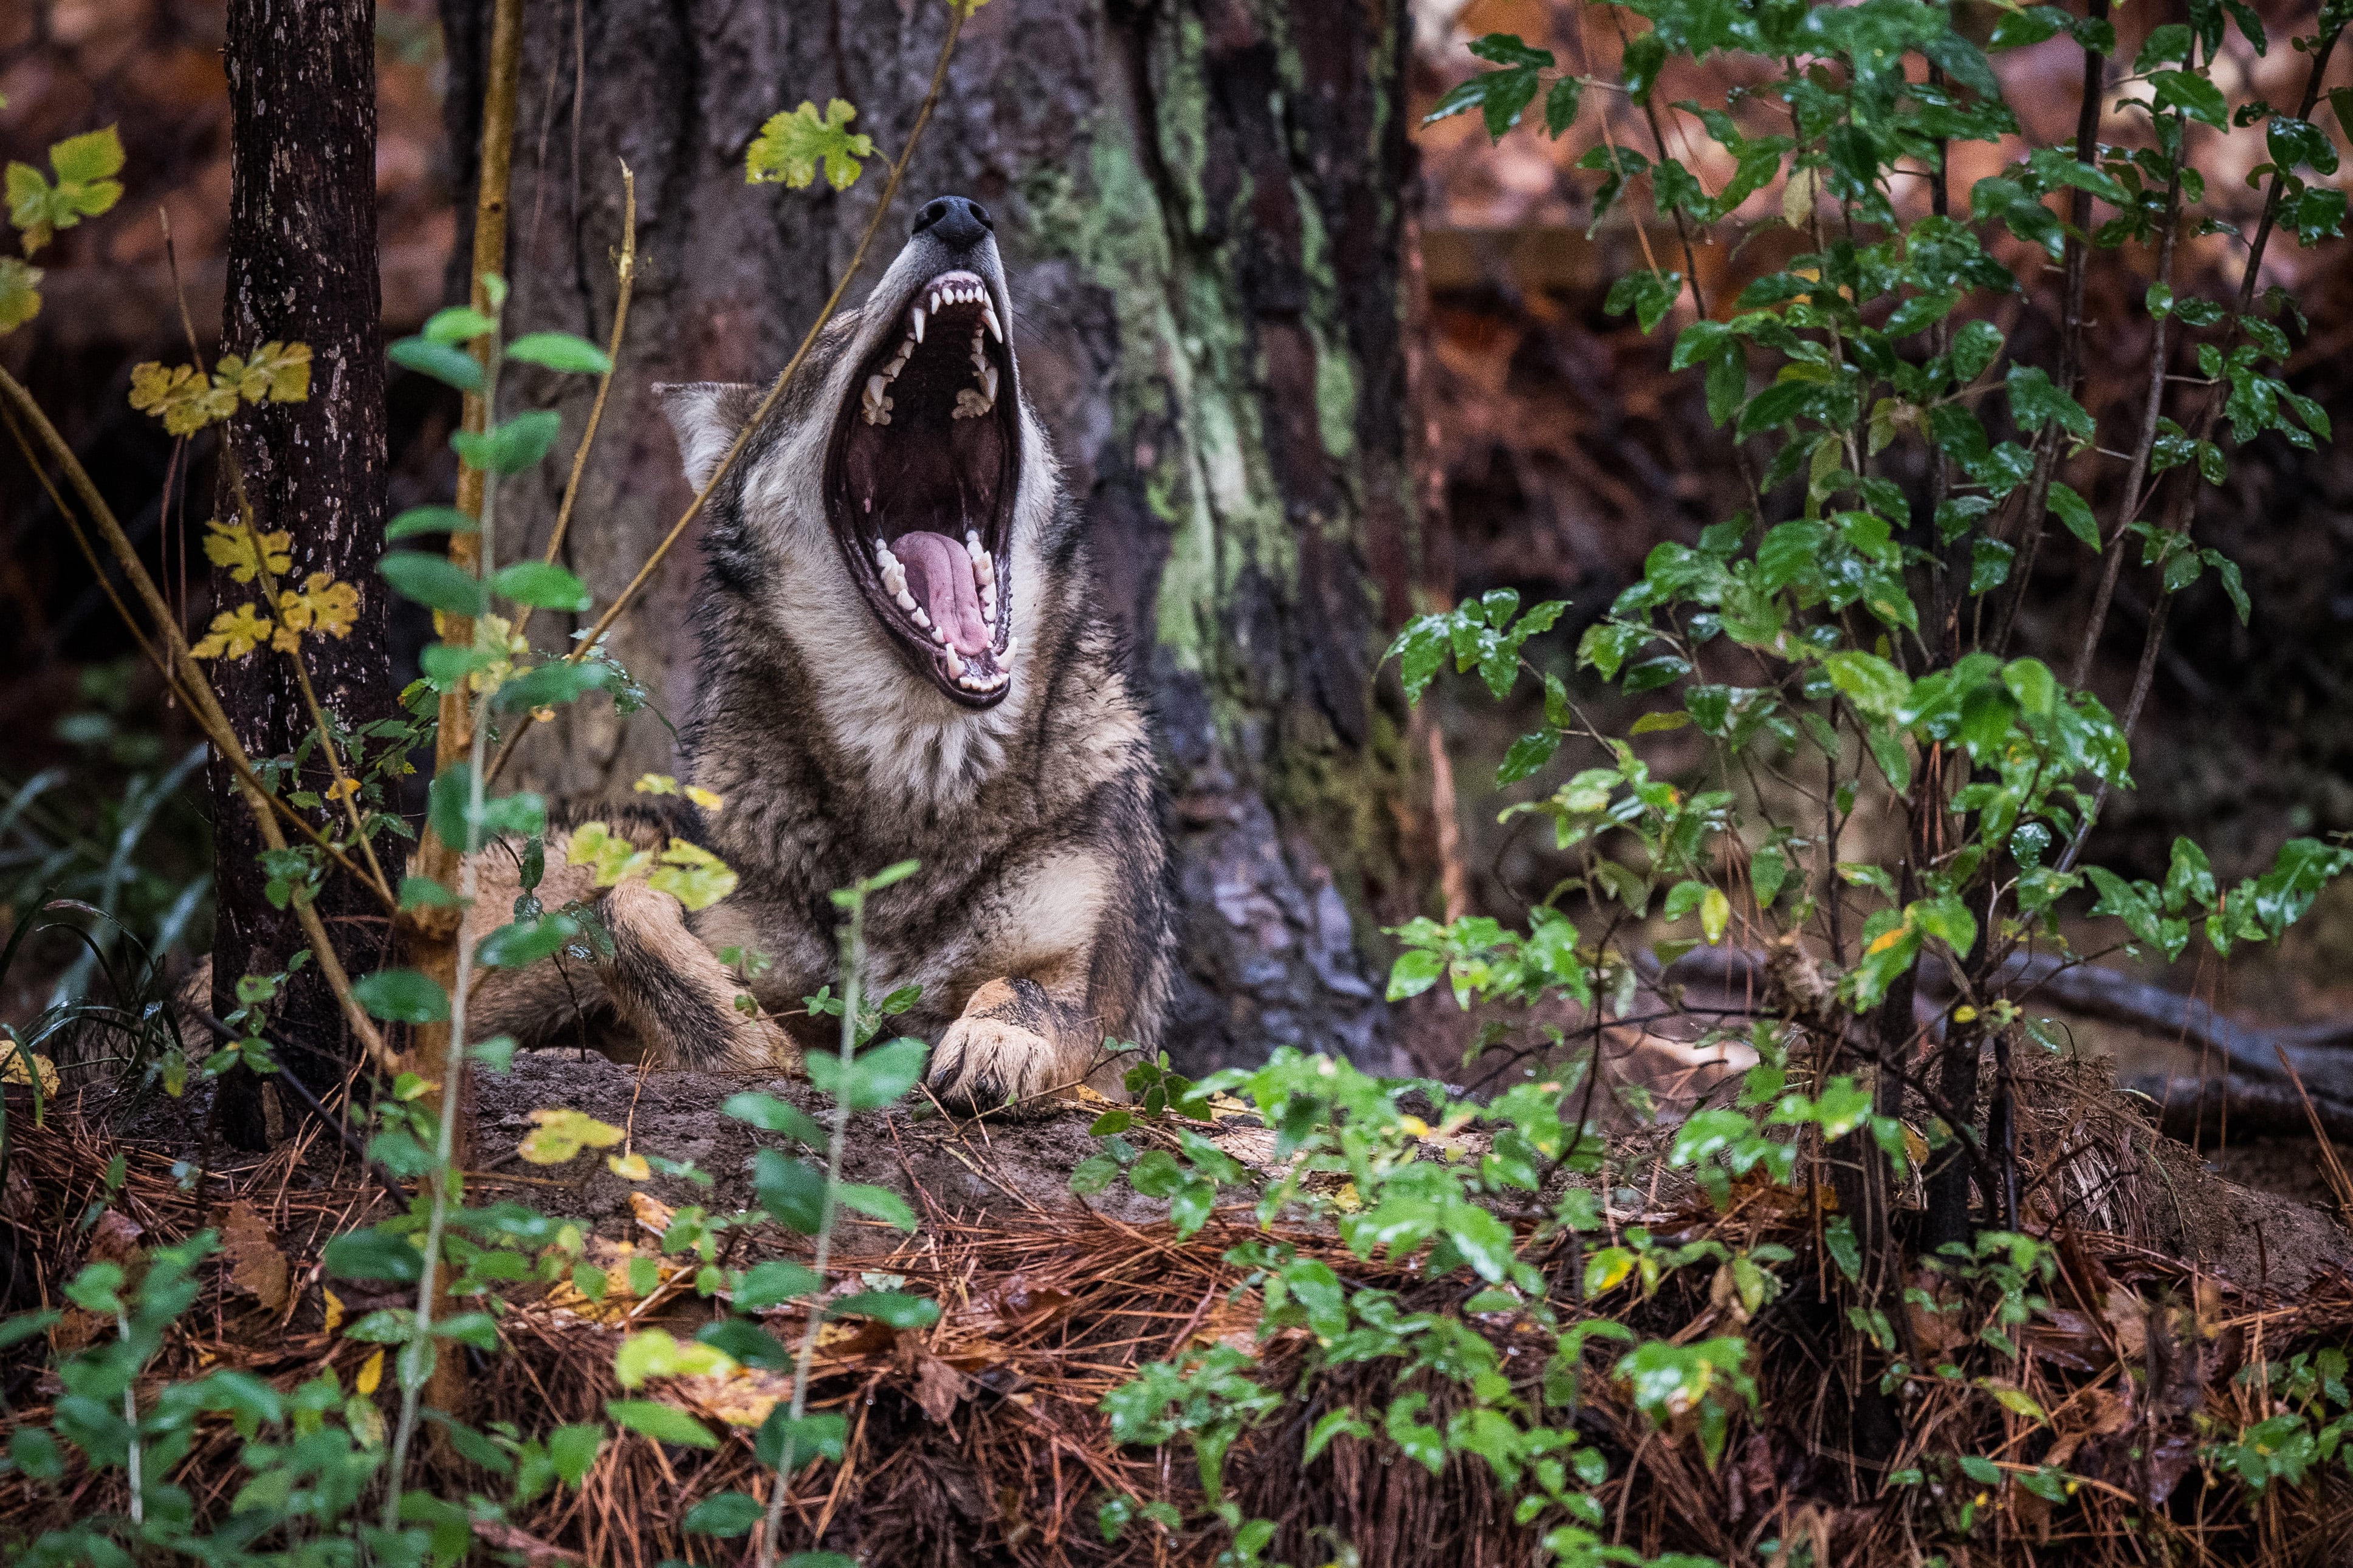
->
<box><xmin>679</xmin><ymin>490</ymin><xmax>1158</xmax><ymax>1047</ymax></box>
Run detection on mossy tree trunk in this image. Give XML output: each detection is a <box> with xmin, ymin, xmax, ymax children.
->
<box><xmin>440</xmin><ymin>0</ymin><xmax>1425</xmax><ymax>1069</ymax></box>
<box><xmin>209</xmin><ymin>0</ymin><xmax>402</xmax><ymax>1147</ymax></box>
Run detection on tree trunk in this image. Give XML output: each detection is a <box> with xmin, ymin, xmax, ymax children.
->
<box><xmin>210</xmin><ymin>0</ymin><xmax>401</xmax><ymax>1148</ymax></box>
<box><xmin>440</xmin><ymin>0</ymin><xmax>1424</xmax><ymax>1071</ymax></box>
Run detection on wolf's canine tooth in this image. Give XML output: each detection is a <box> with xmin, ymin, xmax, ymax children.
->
<box><xmin>911</xmin><ymin>306</ymin><xmax>926</xmax><ymax>343</ymax></box>
<box><xmin>982</xmin><ymin>303</ymin><xmax>1003</xmax><ymax>343</ymax></box>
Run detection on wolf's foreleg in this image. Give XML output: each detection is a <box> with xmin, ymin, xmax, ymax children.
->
<box><xmin>926</xmin><ymin>976</ymin><xmax>1123</xmax><ymax>1112</ymax></box>
<box><xmin>597</xmin><ymin>879</ymin><xmax>799</xmax><ymax>1071</ymax></box>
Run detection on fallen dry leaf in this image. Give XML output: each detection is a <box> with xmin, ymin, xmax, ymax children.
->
<box><xmin>217</xmin><ymin>1201</ymin><xmax>290</xmax><ymax>1310</ymax></box>
<box><xmin>911</xmin><ymin>1349</ymin><xmax>972</xmax><ymax>1422</ymax></box>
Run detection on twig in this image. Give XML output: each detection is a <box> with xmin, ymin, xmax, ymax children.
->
<box><xmin>1994</xmin><ymin>0</ymin><xmax>2108</xmax><ymax>657</ymax></box>
<box><xmin>514</xmin><ymin>162</ymin><xmax>638</xmax><ymax>653</ymax></box>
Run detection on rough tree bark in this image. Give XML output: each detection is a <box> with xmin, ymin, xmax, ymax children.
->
<box><xmin>209</xmin><ymin>0</ymin><xmax>402</xmax><ymax>1147</ymax></box>
<box><xmin>439</xmin><ymin>0</ymin><xmax>1426</xmax><ymax>1070</ymax></box>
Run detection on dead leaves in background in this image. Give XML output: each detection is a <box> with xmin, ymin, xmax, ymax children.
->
<box><xmin>216</xmin><ymin>1201</ymin><xmax>290</xmax><ymax>1312</ymax></box>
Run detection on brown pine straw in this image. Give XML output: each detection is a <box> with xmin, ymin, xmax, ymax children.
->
<box><xmin>5</xmin><ymin>1063</ymin><xmax>2353</xmax><ymax>1567</ymax></box>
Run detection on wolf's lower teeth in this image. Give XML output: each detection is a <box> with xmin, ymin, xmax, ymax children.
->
<box><xmin>953</xmin><ymin>388</ymin><xmax>992</xmax><ymax>419</ymax></box>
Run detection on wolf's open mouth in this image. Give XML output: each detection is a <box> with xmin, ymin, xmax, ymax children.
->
<box><xmin>825</xmin><ymin>268</ymin><xmax>1018</xmax><ymax>708</ymax></box>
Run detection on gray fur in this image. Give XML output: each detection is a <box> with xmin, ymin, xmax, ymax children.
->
<box><xmin>475</xmin><ymin>211</ymin><xmax>1173</xmax><ymax>1108</ymax></box>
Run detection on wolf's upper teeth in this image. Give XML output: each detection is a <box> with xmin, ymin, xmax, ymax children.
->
<box><xmin>910</xmin><ymin>306</ymin><xmax>926</xmax><ymax>343</ymax></box>
<box><xmin>982</xmin><ymin>303</ymin><xmax>1003</xmax><ymax>343</ymax></box>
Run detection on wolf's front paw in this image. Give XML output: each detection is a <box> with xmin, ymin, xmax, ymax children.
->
<box><xmin>926</xmin><ymin>978</ymin><xmax>1077</xmax><ymax>1113</ymax></box>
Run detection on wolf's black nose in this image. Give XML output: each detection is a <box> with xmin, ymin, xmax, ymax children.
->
<box><xmin>914</xmin><ymin>195</ymin><xmax>992</xmax><ymax>248</ymax></box>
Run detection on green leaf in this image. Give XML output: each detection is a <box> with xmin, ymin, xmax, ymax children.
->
<box><xmin>505</xmin><ymin>332</ymin><xmax>614</xmax><ymax>374</ymax></box>
<box><xmin>1949</xmin><ymin>319</ymin><xmax>2004</xmax><ymax>382</ymax></box>
<box><xmin>351</xmin><ymin>967</ymin><xmax>450</xmax><ymax>1024</ymax></box>
<box><xmin>1386</xmin><ymin>947</ymin><xmax>1444</xmax><ymax>1001</ymax></box>
<box><xmin>695</xmin><ymin>1318</ymin><xmax>793</xmax><ymax>1370</ymax></box>
<box><xmin>604</xmin><ymin>1400</ymin><xmax>718</xmax><ymax>1450</ymax></box>
<box><xmin>1496</xmin><ymin>729</ymin><xmax>1562</xmax><ymax>785</ymax></box>
<box><xmin>489</xmin><ymin>659</ymin><xmax>614</xmax><ymax>713</ymax></box>
<box><xmin>421</xmin><ymin>306</ymin><xmax>498</xmax><ymax>344</ymax></box>
<box><xmin>746</xmin><ymin>99</ymin><xmax>876</xmax><ymax>190</ymax></box>
<box><xmin>831</xmin><ymin>1290</ymin><xmax>939</xmax><ymax>1329</ymax></box>
<box><xmin>805</xmin><ymin>1036</ymin><xmax>928</xmax><ymax>1110</ymax></box>
<box><xmin>1604</xmin><ymin>269</ymin><xmax>1683</xmax><ymax>334</ymax></box>
<box><xmin>2150</xmin><ymin>69</ymin><xmax>2227</xmax><ymax>128</ymax></box>
<box><xmin>2002</xmin><ymin>657</ymin><xmax>2058</xmax><ymax>718</ymax></box>
<box><xmin>490</xmin><ymin>561</ymin><xmax>593</xmax><ymax>611</ymax></box>
<box><xmin>752</xmin><ymin>1149</ymin><xmax>826</xmax><ymax>1234</ymax></box>
<box><xmin>379</xmin><ymin>552</ymin><xmax>488</xmax><ymax>615</ymax></box>
<box><xmin>1821</xmin><ymin>651</ymin><xmax>1911</xmax><ymax>721</ymax></box>
<box><xmin>2005</xmin><ymin>365</ymin><xmax>2094</xmax><ymax>439</ymax></box>
<box><xmin>385</xmin><ymin>505</ymin><xmax>478</xmax><ymax>540</ymax></box>
<box><xmin>453</xmin><ymin>409</ymin><xmax>563</xmax><ymax>474</ymax></box>
<box><xmin>2046</xmin><ymin>482</ymin><xmax>2100</xmax><ymax>550</ymax></box>
<box><xmin>474</xmin><ymin>913</ymin><xmax>580</xmax><ymax>968</ymax></box>
<box><xmin>1544</xmin><ymin>76</ymin><xmax>1583</xmax><ymax>136</ymax></box>
<box><xmin>735</xmin><ymin>1260</ymin><xmax>825</xmax><ymax>1309</ymax></box>
<box><xmin>541</xmin><ymin>1422</ymin><xmax>604</xmax><ymax>1487</ymax></box>
<box><xmin>322</xmin><ymin>1227</ymin><xmax>424</xmax><ymax>1284</ymax></box>
<box><xmin>833</xmin><ymin>1182</ymin><xmax>918</xmax><ymax>1231</ymax></box>
<box><xmin>722</xmin><ymin>1092</ymin><xmax>826</xmax><ymax>1147</ymax></box>
<box><xmin>684</xmin><ymin>1491</ymin><xmax>765</xmax><ymax>1536</ymax></box>
<box><xmin>756</xmin><ymin>1408</ymin><xmax>847</xmax><ymax>1470</ymax></box>
<box><xmin>388</xmin><ymin>337</ymin><xmax>483</xmax><ymax>393</ymax></box>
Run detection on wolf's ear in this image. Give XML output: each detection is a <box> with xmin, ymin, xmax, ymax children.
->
<box><xmin>652</xmin><ymin>382</ymin><xmax>759</xmax><ymax>493</ymax></box>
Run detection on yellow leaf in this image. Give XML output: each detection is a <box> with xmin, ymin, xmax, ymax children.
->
<box><xmin>325</xmin><ymin>777</ymin><xmax>360</xmax><ymax>801</ymax></box>
<box><xmin>607</xmin><ymin>1151</ymin><xmax>651</xmax><ymax>1181</ymax></box>
<box><xmin>356</xmin><ymin>1348</ymin><xmax>385</xmax><ymax>1396</ymax></box>
<box><xmin>646</xmin><ymin>838</ymin><xmax>738</xmax><ymax>911</ymax></box>
<box><xmin>519</xmin><ymin>1106</ymin><xmax>627</xmax><ymax>1164</ymax></box>
<box><xmin>633</xmin><ymin>772</ymin><xmax>682</xmax><ymax>796</ymax></box>
<box><xmin>0</xmin><ymin>256</ymin><xmax>41</xmax><ymax>334</ymax></box>
<box><xmin>277</xmin><ymin>572</ymin><xmax>361</xmax><ymax>642</ymax></box>
<box><xmin>200</xmin><ymin>519</ymin><xmax>294</xmax><ymax>583</ymax></box>
<box><xmin>230</xmin><ymin>340</ymin><xmax>312</xmax><ymax>403</ymax></box>
<box><xmin>191</xmin><ymin>602</ymin><xmax>277</xmax><ymax>661</ymax></box>
<box><xmin>566</xmin><ymin>821</ymin><xmax>654</xmax><ymax>888</ymax></box>
<box><xmin>129</xmin><ymin>361</ymin><xmax>239</xmax><ymax>435</ymax></box>
<box><xmin>685</xmin><ymin>786</ymin><xmax>725</xmax><ymax>811</ymax></box>
<box><xmin>1</xmin><ymin>1046</ymin><xmax>59</xmax><ymax>1095</ymax></box>
<box><xmin>323</xmin><ymin>1289</ymin><xmax>345</xmax><ymax>1335</ymax></box>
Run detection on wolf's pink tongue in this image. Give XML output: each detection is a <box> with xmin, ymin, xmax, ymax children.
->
<box><xmin>891</xmin><ymin>531</ymin><xmax>990</xmax><ymax>654</ymax></box>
